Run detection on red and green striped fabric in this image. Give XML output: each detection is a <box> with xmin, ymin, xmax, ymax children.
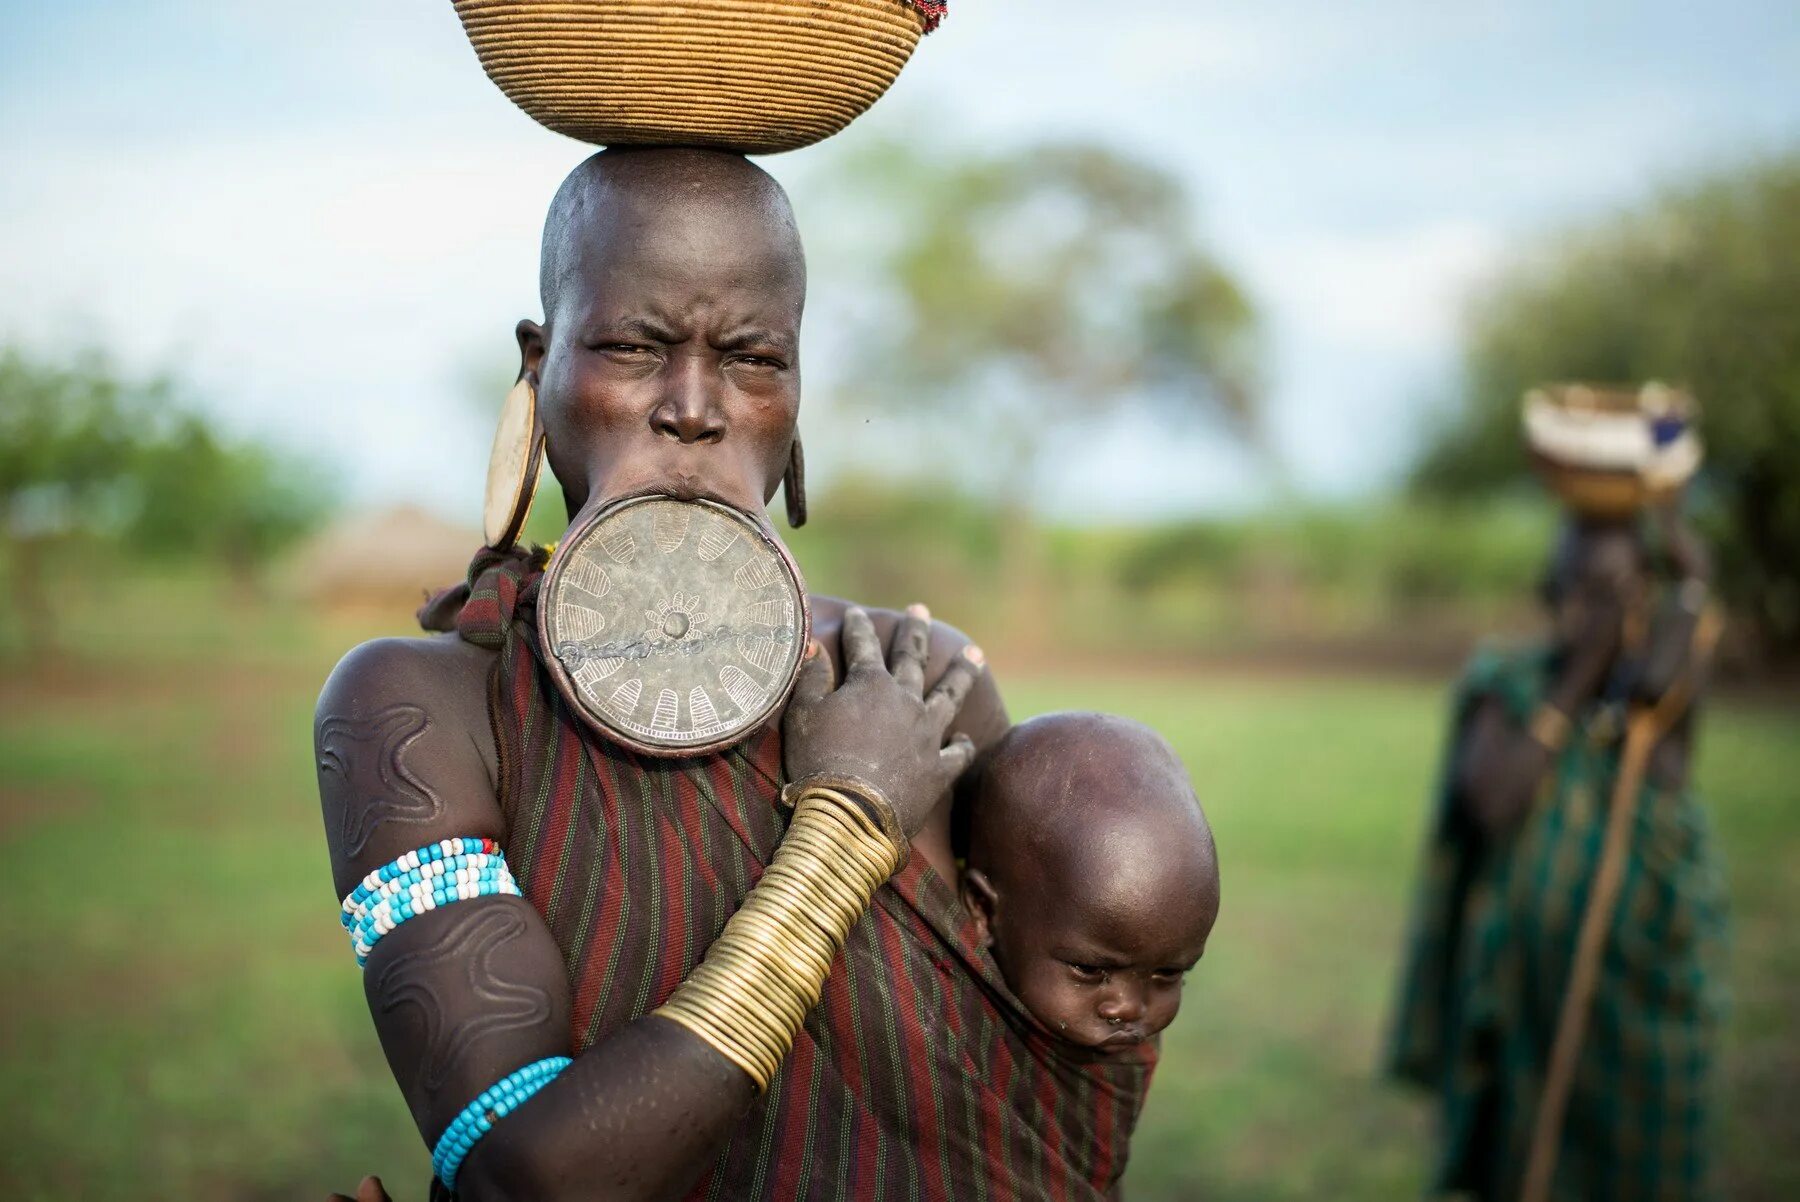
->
<box><xmin>442</xmin><ymin>547</ymin><xmax>1153</xmax><ymax>1199</ymax></box>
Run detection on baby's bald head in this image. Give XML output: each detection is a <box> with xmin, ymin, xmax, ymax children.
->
<box><xmin>971</xmin><ymin>713</ymin><xmax>1215</xmax><ymax>900</ymax></box>
<box><xmin>963</xmin><ymin>712</ymin><xmax>1219</xmax><ymax>1052</ymax></box>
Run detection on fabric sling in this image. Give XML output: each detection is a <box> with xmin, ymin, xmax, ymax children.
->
<box><xmin>422</xmin><ymin>547</ymin><xmax>1154</xmax><ymax>1199</ymax></box>
<box><xmin>1384</xmin><ymin>643</ymin><xmax>1729</xmax><ymax>1202</ymax></box>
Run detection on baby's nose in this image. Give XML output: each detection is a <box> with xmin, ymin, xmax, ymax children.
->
<box><xmin>1097</xmin><ymin>985</ymin><xmax>1147</xmax><ymax>1024</ymax></box>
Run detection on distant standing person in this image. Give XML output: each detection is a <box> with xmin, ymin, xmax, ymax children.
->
<box><xmin>1387</xmin><ymin>384</ymin><xmax>1729</xmax><ymax>1202</ymax></box>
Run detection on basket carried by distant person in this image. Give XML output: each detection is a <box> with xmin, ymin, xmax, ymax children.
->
<box><xmin>453</xmin><ymin>0</ymin><xmax>947</xmax><ymax>154</ymax></box>
<box><xmin>1523</xmin><ymin>382</ymin><xmax>1702</xmax><ymax>517</ymax></box>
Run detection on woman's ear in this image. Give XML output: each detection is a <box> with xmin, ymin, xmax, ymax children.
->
<box><xmin>516</xmin><ymin>318</ymin><xmax>547</xmax><ymax>380</ymax></box>
<box><xmin>960</xmin><ymin>868</ymin><xmax>1000</xmax><ymax>951</ymax></box>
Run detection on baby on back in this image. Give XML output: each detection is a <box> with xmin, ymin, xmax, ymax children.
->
<box><xmin>960</xmin><ymin>712</ymin><xmax>1221</xmax><ymax>1052</ymax></box>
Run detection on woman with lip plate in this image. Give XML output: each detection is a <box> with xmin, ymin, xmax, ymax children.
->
<box><xmin>317</xmin><ymin>141</ymin><xmax>1163</xmax><ymax>1201</ymax></box>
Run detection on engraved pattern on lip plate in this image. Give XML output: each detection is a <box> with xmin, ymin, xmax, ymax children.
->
<box><xmin>541</xmin><ymin>497</ymin><xmax>807</xmax><ymax>752</ymax></box>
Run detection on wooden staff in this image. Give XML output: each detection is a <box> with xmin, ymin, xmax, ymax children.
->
<box><xmin>1518</xmin><ymin>608</ymin><xmax>1722</xmax><ymax>1202</ymax></box>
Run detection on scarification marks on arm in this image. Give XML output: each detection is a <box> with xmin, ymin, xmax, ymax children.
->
<box><xmin>374</xmin><ymin>903</ymin><xmax>555</xmax><ymax>1092</ymax></box>
<box><xmin>318</xmin><ymin>704</ymin><xmax>442</xmax><ymax>857</ymax></box>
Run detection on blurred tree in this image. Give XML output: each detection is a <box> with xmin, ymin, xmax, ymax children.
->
<box><xmin>808</xmin><ymin>138</ymin><xmax>1262</xmax><ymax>641</ymax></box>
<box><xmin>129</xmin><ymin>415</ymin><xmax>331</xmax><ymax>586</ymax></box>
<box><xmin>0</xmin><ymin>349</ymin><xmax>154</xmax><ymax>652</ymax></box>
<box><xmin>818</xmin><ymin>138</ymin><xmax>1263</xmax><ymax>502</ymax></box>
<box><xmin>0</xmin><ymin>348</ymin><xmax>149</xmax><ymax>540</ymax></box>
<box><xmin>0</xmin><ymin>347</ymin><xmax>331</xmax><ymax>652</ymax></box>
<box><xmin>1412</xmin><ymin>154</ymin><xmax>1800</xmax><ymax>653</ymax></box>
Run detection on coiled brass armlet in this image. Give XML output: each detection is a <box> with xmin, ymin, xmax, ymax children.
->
<box><xmin>655</xmin><ymin>782</ymin><xmax>906</xmax><ymax>1089</ymax></box>
<box><xmin>779</xmin><ymin>772</ymin><xmax>909</xmax><ymax>853</ymax></box>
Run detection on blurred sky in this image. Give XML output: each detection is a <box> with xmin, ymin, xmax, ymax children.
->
<box><xmin>3</xmin><ymin>0</ymin><xmax>1797</xmax><ymax>522</ymax></box>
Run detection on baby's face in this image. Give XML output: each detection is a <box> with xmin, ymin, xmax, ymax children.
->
<box><xmin>986</xmin><ymin>876</ymin><xmax>1214</xmax><ymax>1053</ymax></box>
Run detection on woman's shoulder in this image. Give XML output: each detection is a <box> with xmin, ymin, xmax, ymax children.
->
<box><xmin>322</xmin><ymin>632</ymin><xmax>494</xmax><ymax>699</ymax></box>
<box><xmin>317</xmin><ymin>634</ymin><xmax>499</xmax><ymax>769</ymax></box>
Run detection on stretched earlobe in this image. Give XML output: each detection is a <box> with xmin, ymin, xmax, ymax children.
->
<box><xmin>783</xmin><ymin>435</ymin><xmax>807</xmax><ymax>528</ymax></box>
<box><xmin>482</xmin><ymin>370</ymin><xmax>546</xmax><ymax>551</ymax></box>
<box><xmin>960</xmin><ymin>867</ymin><xmax>999</xmax><ymax>951</ymax></box>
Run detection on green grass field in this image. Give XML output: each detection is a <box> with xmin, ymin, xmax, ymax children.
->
<box><xmin>1</xmin><ymin>579</ymin><xmax>1796</xmax><ymax>1200</ymax></box>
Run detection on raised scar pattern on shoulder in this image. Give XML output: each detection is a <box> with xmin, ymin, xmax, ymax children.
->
<box><xmin>374</xmin><ymin>903</ymin><xmax>555</xmax><ymax>1092</ymax></box>
<box><xmin>318</xmin><ymin>703</ymin><xmax>442</xmax><ymax>857</ymax></box>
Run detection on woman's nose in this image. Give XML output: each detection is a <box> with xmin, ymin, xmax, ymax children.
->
<box><xmin>652</xmin><ymin>360</ymin><xmax>726</xmax><ymax>445</ymax></box>
<box><xmin>1097</xmin><ymin>984</ymin><xmax>1147</xmax><ymax>1024</ymax></box>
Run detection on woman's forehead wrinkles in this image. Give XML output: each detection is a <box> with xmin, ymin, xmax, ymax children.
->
<box><xmin>571</xmin><ymin>295</ymin><xmax>798</xmax><ymax>347</ymax></box>
<box><xmin>564</xmin><ymin>252</ymin><xmax>802</xmax><ymax>323</ymax></box>
<box><xmin>715</xmin><ymin>320</ymin><xmax>798</xmax><ymax>351</ymax></box>
<box><xmin>608</xmin><ymin>314</ymin><xmax>683</xmax><ymax>342</ymax></box>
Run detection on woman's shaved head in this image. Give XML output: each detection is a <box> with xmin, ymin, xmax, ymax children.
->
<box><xmin>537</xmin><ymin>148</ymin><xmax>805</xmax><ymax>324</ymax></box>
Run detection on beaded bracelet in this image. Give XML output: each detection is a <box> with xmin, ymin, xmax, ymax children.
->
<box><xmin>339</xmin><ymin>837</ymin><xmax>522</xmax><ymax>966</ymax></box>
<box><xmin>431</xmin><ymin>1055</ymin><xmax>572</xmax><ymax>1189</ymax></box>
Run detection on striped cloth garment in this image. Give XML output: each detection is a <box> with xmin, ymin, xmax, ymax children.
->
<box><xmin>423</xmin><ymin>547</ymin><xmax>1154</xmax><ymax>1200</ymax></box>
<box><xmin>1385</xmin><ymin>644</ymin><xmax>1730</xmax><ymax>1202</ymax></box>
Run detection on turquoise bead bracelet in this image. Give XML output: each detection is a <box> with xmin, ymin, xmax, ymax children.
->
<box><xmin>341</xmin><ymin>836</ymin><xmax>503</xmax><ymax>913</ymax></box>
<box><xmin>432</xmin><ymin>1056</ymin><xmax>573</xmax><ymax>1188</ymax></box>
<box><xmin>339</xmin><ymin>838</ymin><xmax>522</xmax><ymax>966</ymax></box>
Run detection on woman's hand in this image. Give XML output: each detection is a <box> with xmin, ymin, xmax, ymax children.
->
<box><xmin>1550</xmin><ymin>523</ymin><xmax>1641</xmax><ymax>705</ymax></box>
<box><xmin>1560</xmin><ymin>589</ymin><xmax>1626</xmax><ymax>689</ymax></box>
<box><xmin>327</xmin><ymin>1176</ymin><xmax>392</xmax><ymax>1202</ymax></box>
<box><xmin>782</xmin><ymin>604</ymin><xmax>985</xmax><ymax>837</ymax></box>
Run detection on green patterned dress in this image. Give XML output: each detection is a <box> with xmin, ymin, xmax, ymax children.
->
<box><xmin>1386</xmin><ymin>644</ymin><xmax>1729</xmax><ymax>1201</ymax></box>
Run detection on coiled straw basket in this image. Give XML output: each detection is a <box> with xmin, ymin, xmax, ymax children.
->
<box><xmin>452</xmin><ymin>0</ymin><xmax>927</xmax><ymax>154</ymax></box>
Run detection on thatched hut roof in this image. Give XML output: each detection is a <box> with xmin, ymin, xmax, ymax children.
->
<box><xmin>286</xmin><ymin>505</ymin><xmax>480</xmax><ymax>611</ymax></box>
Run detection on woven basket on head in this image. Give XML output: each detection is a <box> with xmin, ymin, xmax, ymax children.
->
<box><xmin>453</xmin><ymin>0</ymin><xmax>927</xmax><ymax>154</ymax></box>
<box><xmin>1523</xmin><ymin>383</ymin><xmax>1702</xmax><ymax>518</ymax></box>
<box><xmin>1532</xmin><ymin>460</ymin><xmax>1673</xmax><ymax>520</ymax></box>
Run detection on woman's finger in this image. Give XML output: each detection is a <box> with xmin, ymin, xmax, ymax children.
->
<box><xmin>841</xmin><ymin>606</ymin><xmax>886</xmax><ymax>678</ymax></box>
<box><xmin>788</xmin><ymin>640</ymin><xmax>834</xmax><ymax>712</ymax></box>
<box><xmin>923</xmin><ymin>645</ymin><xmax>985</xmax><ymax>731</ymax></box>
<box><xmin>889</xmin><ymin>603</ymin><xmax>932</xmax><ymax>695</ymax></box>
<box><xmin>937</xmin><ymin>732</ymin><xmax>978</xmax><ymax>782</ymax></box>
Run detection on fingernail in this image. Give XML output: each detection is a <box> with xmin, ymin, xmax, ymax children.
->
<box><xmin>805</xmin><ymin>639</ymin><xmax>822</xmax><ymax>659</ymax></box>
<box><xmin>906</xmin><ymin>602</ymin><xmax>931</xmax><ymax>621</ymax></box>
<box><xmin>962</xmin><ymin>644</ymin><xmax>986</xmax><ymax>667</ymax></box>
